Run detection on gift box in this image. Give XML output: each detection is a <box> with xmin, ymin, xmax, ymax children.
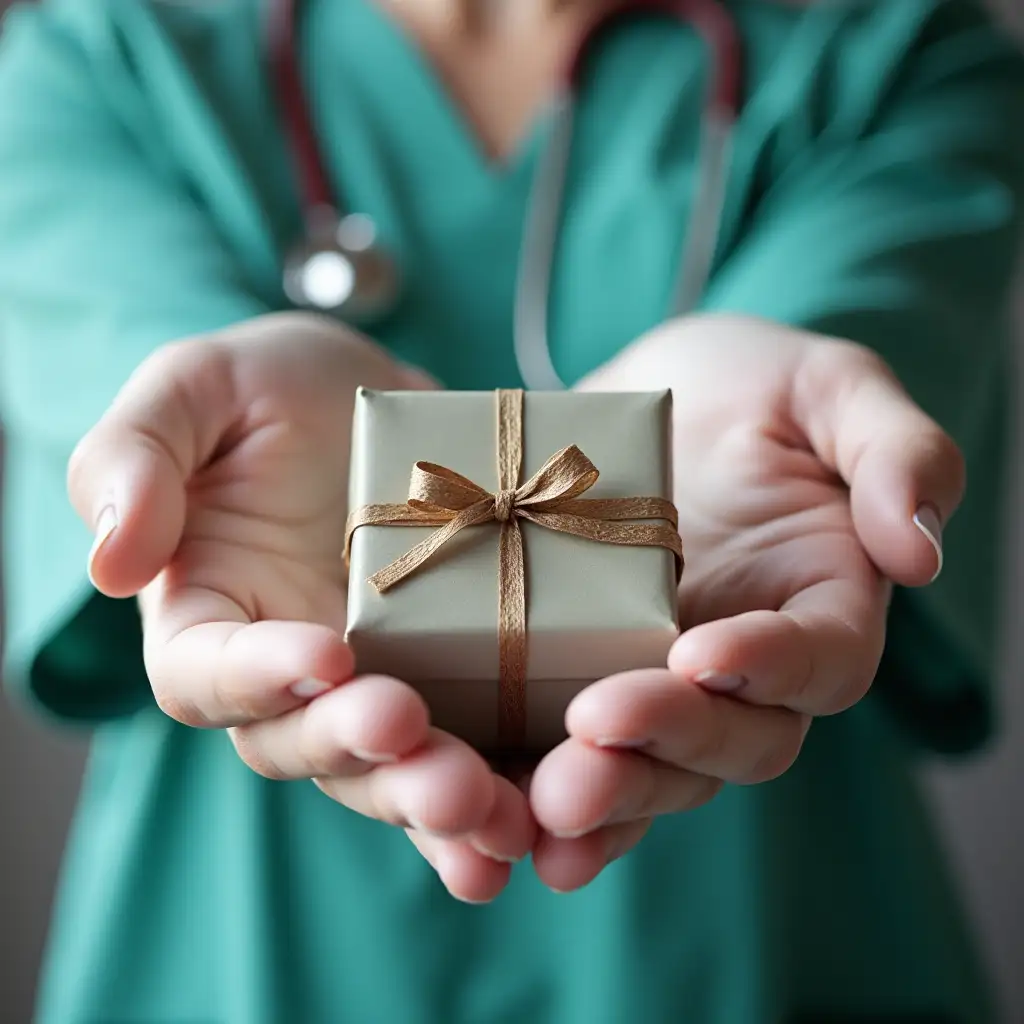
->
<box><xmin>344</xmin><ymin>388</ymin><xmax>683</xmax><ymax>756</ymax></box>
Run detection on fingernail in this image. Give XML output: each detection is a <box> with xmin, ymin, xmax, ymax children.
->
<box><xmin>406</xmin><ymin>816</ymin><xmax>453</xmax><ymax>839</ymax></box>
<box><xmin>913</xmin><ymin>504</ymin><xmax>944</xmax><ymax>583</ymax></box>
<box><xmin>469</xmin><ymin>838</ymin><xmax>522</xmax><ymax>864</ymax></box>
<box><xmin>550</xmin><ymin>826</ymin><xmax>595</xmax><ymax>840</ymax></box>
<box><xmin>291</xmin><ymin>678</ymin><xmax>333</xmax><ymax>699</ymax></box>
<box><xmin>351</xmin><ymin>748</ymin><xmax>400</xmax><ymax>764</ymax></box>
<box><xmin>87</xmin><ymin>506</ymin><xmax>118</xmax><ymax>583</ymax></box>
<box><xmin>594</xmin><ymin>737</ymin><xmax>648</xmax><ymax>750</ymax></box>
<box><xmin>694</xmin><ymin>671</ymin><xmax>748</xmax><ymax>693</ymax></box>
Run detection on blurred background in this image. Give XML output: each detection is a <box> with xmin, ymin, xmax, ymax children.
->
<box><xmin>1</xmin><ymin>1</ymin><xmax>1023</xmax><ymax>1022</ymax></box>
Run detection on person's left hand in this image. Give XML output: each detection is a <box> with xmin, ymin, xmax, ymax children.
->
<box><xmin>526</xmin><ymin>314</ymin><xmax>962</xmax><ymax>893</ymax></box>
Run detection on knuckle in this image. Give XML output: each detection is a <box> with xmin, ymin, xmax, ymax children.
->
<box><xmin>298</xmin><ymin>703</ymin><xmax>360</xmax><ymax>778</ymax></box>
<box><xmin>212</xmin><ymin>673</ymin><xmax>265</xmax><ymax>725</ymax></box>
<box><xmin>786</xmin><ymin>613</ymin><xmax>875</xmax><ymax>717</ymax></box>
<box><xmin>111</xmin><ymin>341</ymin><xmax>192</xmax><ymax>413</ymax></box>
<box><xmin>931</xmin><ymin>430</ymin><xmax>967</xmax><ymax>498</ymax></box>
<box><xmin>827</xmin><ymin>671</ymin><xmax>868</xmax><ymax>712</ymax></box>
<box><xmin>630</xmin><ymin>767</ymin><xmax>663</xmax><ymax>820</ymax></box>
<box><xmin>229</xmin><ymin>727</ymin><xmax>289</xmax><ymax>781</ymax></box>
<box><xmin>309</xmin><ymin>775</ymin><xmax>379</xmax><ymax>818</ymax></box>
<box><xmin>143</xmin><ymin>336</ymin><xmax>208</xmax><ymax>375</ymax></box>
<box><xmin>311</xmin><ymin>777</ymin><xmax>347</xmax><ymax>806</ymax></box>
<box><xmin>745</xmin><ymin>726</ymin><xmax>804</xmax><ymax>784</ymax></box>
<box><xmin>822</xmin><ymin>667</ymin><xmax>874</xmax><ymax>716</ymax></box>
<box><xmin>687</xmin><ymin>775</ymin><xmax>724</xmax><ymax>811</ymax></box>
<box><xmin>151</xmin><ymin>683</ymin><xmax>210</xmax><ymax>729</ymax></box>
<box><xmin>913</xmin><ymin>420</ymin><xmax>963</xmax><ymax>471</ymax></box>
<box><xmin>789</xmin><ymin>636</ymin><xmax>818</xmax><ymax>709</ymax></box>
<box><xmin>826</xmin><ymin>338</ymin><xmax>892</xmax><ymax>378</ymax></box>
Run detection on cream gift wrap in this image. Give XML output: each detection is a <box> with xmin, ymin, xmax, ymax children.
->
<box><xmin>344</xmin><ymin>388</ymin><xmax>684</xmax><ymax>755</ymax></box>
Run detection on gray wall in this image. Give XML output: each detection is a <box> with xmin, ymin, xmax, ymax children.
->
<box><xmin>1</xmin><ymin>3</ymin><xmax>1023</xmax><ymax>1023</ymax></box>
<box><xmin>917</xmin><ymin>289</ymin><xmax>1024</xmax><ymax>1021</ymax></box>
<box><xmin>0</xmin><ymin>702</ymin><xmax>86</xmax><ymax>1018</ymax></box>
<box><xmin>913</xmin><ymin>9</ymin><xmax>1024</xmax><ymax>1019</ymax></box>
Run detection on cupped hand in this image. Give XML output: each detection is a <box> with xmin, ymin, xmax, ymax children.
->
<box><xmin>68</xmin><ymin>313</ymin><xmax>536</xmax><ymax>903</ymax></box>
<box><xmin>528</xmin><ymin>315</ymin><xmax>963</xmax><ymax>893</ymax></box>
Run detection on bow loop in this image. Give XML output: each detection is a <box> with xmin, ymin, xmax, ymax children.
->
<box><xmin>513</xmin><ymin>444</ymin><xmax>600</xmax><ymax>510</ymax></box>
<box><xmin>407</xmin><ymin>461</ymin><xmax>491</xmax><ymax>513</ymax></box>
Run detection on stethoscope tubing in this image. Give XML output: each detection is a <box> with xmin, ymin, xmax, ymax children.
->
<box><xmin>268</xmin><ymin>0</ymin><xmax>336</xmax><ymax>219</ymax></box>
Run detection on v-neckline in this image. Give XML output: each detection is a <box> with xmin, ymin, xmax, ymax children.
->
<box><xmin>354</xmin><ymin>0</ymin><xmax>552</xmax><ymax>183</ymax></box>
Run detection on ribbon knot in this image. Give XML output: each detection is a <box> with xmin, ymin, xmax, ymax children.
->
<box><xmin>494</xmin><ymin>489</ymin><xmax>517</xmax><ymax>522</ymax></box>
<box><xmin>345</xmin><ymin>389</ymin><xmax>683</xmax><ymax>748</ymax></box>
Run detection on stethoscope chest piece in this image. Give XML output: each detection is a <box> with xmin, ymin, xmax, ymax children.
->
<box><xmin>283</xmin><ymin>207</ymin><xmax>401</xmax><ymax>323</ymax></box>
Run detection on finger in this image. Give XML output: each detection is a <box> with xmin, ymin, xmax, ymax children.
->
<box><xmin>145</xmin><ymin>595</ymin><xmax>357</xmax><ymax>728</ymax></box>
<box><xmin>314</xmin><ymin>730</ymin><xmax>497</xmax><ymax>838</ymax></box>
<box><xmin>532</xmin><ymin>820</ymin><xmax>651</xmax><ymax>894</ymax></box>
<box><xmin>67</xmin><ymin>340</ymin><xmax>237</xmax><ymax>597</ymax></box>
<box><xmin>529</xmin><ymin>739</ymin><xmax>722</xmax><ymax>839</ymax></box>
<box><xmin>669</xmin><ymin>573</ymin><xmax>890</xmax><ymax>716</ymax></box>
<box><xmin>230</xmin><ymin>674</ymin><xmax>430</xmax><ymax>775</ymax></box>
<box><xmin>408</xmin><ymin>833</ymin><xmax>513</xmax><ymax>904</ymax></box>
<box><xmin>792</xmin><ymin>341</ymin><xmax>965</xmax><ymax>587</ymax></box>
<box><xmin>567</xmin><ymin>669</ymin><xmax>808</xmax><ymax>783</ymax></box>
<box><xmin>467</xmin><ymin>775</ymin><xmax>538</xmax><ymax>864</ymax></box>
<box><xmin>405</xmin><ymin>774</ymin><xmax>536</xmax><ymax>904</ymax></box>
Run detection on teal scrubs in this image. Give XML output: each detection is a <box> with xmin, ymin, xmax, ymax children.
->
<box><xmin>2</xmin><ymin>1</ymin><xmax>1023</xmax><ymax>1021</ymax></box>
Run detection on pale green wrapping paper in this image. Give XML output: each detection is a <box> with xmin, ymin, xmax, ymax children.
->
<box><xmin>345</xmin><ymin>389</ymin><xmax>680</xmax><ymax>753</ymax></box>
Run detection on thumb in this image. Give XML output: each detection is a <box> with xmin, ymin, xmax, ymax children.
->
<box><xmin>394</xmin><ymin>356</ymin><xmax>443</xmax><ymax>391</ymax></box>
<box><xmin>792</xmin><ymin>342</ymin><xmax>965</xmax><ymax>588</ymax></box>
<box><xmin>67</xmin><ymin>341</ymin><xmax>236</xmax><ymax>599</ymax></box>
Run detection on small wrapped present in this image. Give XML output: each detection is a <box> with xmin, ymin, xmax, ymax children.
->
<box><xmin>344</xmin><ymin>388</ymin><xmax>683</xmax><ymax>756</ymax></box>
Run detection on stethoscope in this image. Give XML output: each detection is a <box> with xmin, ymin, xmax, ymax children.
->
<box><xmin>269</xmin><ymin>0</ymin><xmax>743</xmax><ymax>391</ymax></box>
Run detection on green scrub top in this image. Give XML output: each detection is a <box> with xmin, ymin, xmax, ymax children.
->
<box><xmin>1</xmin><ymin>1</ymin><xmax>1022</xmax><ymax>1021</ymax></box>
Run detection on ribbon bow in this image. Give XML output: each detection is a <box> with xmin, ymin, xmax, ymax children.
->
<box><xmin>345</xmin><ymin>389</ymin><xmax>683</xmax><ymax>747</ymax></box>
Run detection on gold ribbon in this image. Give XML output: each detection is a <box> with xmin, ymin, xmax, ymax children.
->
<box><xmin>344</xmin><ymin>389</ymin><xmax>683</xmax><ymax>747</ymax></box>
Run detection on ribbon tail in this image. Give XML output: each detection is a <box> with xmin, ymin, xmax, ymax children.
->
<box><xmin>496</xmin><ymin>517</ymin><xmax>528</xmax><ymax>748</ymax></box>
<box><xmin>344</xmin><ymin>504</ymin><xmax>460</xmax><ymax>566</ymax></box>
<box><xmin>367</xmin><ymin>499</ymin><xmax>495</xmax><ymax>593</ymax></box>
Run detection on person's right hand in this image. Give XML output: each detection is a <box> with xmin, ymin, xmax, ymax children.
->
<box><xmin>68</xmin><ymin>312</ymin><xmax>536</xmax><ymax>903</ymax></box>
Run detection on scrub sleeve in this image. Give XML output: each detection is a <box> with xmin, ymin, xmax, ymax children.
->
<box><xmin>0</xmin><ymin>2</ymin><xmax>269</xmax><ymax>719</ymax></box>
